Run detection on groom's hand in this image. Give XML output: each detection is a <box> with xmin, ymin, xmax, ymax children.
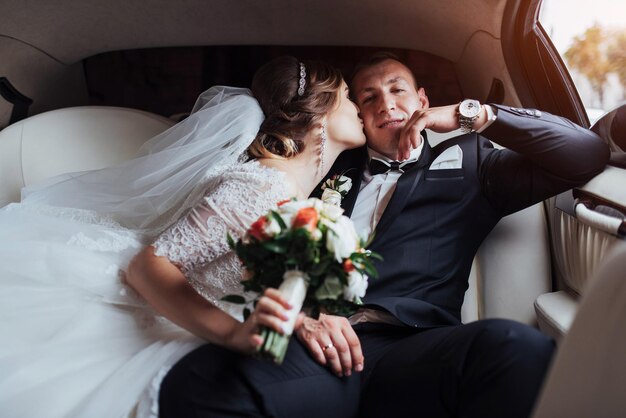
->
<box><xmin>396</xmin><ymin>104</ymin><xmax>488</xmax><ymax>160</ymax></box>
<box><xmin>295</xmin><ymin>314</ymin><xmax>364</xmax><ymax>377</ymax></box>
<box><xmin>397</xmin><ymin>104</ymin><xmax>458</xmax><ymax>160</ymax></box>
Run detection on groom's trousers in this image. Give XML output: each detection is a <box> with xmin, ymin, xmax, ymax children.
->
<box><xmin>160</xmin><ymin>318</ymin><xmax>554</xmax><ymax>418</ymax></box>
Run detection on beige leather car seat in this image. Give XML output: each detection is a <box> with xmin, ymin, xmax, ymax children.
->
<box><xmin>0</xmin><ymin>106</ymin><xmax>174</xmax><ymax>207</ymax></box>
<box><xmin>533</xmin><ymin>242</ymin><xmax>626</xmax><ymax>418</ymax></box>
<box><xmin>461</xmin><ymin>203</ymin><xmax>551</xmax><ymax>325</ymax></box>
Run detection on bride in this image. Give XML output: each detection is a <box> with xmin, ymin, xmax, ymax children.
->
<box><xmin>0</xmin><ymin>56</ymin><xmax>365</xmax><ymax>418</ymax></box>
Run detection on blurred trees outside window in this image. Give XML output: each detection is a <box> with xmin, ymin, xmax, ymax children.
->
<box><xmin>540</xmin><ymin>0</ymin><xmax>626</xmax><ymax>123</ymax></box>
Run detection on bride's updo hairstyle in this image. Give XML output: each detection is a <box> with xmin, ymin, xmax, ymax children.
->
<box><xmin>248</xmin><ymin>56</ymin><xmax>343</xmax><ymax>159</ymax></box>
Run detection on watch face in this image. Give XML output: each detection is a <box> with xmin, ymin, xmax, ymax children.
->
<box><xmin>460</xmin><ymin>99</ymin><xmax>481</xmax><ymax>118</ymax></box>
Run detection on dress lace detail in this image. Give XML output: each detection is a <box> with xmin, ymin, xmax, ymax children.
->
<box><xmin>67</xmin><ymin>230</ymin><xmax>142</xmax><ymax>253</ymax></box>
<box><xmin>6</xmin><ymin>203</ymin><xmax>124</xmax><ymax>230</ymax></box>
<box><xmin>152</xmin><ymin>160</ymin><xmax>290</xmax><ymax>321</ymax></box>
<box><xmin>153</xmin><ymin>218</ymin><xmax>210</xmax><ymax>274</ymax></box>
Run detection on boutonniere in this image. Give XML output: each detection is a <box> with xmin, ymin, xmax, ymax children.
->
<box><xmin>320</xmin><ymin>172</ymin><xmax>352</xmax><ymax>206</ymax></box>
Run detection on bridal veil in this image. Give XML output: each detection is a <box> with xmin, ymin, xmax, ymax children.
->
<box><xmin>20</xmin><ymin>86</ymin><xmax>265</xmax><ymax>237</ymax></box>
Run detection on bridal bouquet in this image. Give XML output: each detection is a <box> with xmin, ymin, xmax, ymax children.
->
<box><xmin>225</xmin><ymin>193</ymin><xmax>379</xmax><ymax>364</ymax></box>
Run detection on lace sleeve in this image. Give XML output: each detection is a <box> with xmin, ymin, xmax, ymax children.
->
<box><xmin>152</xmin><ymin>163</ymin><xmax>288</xmax><ymax>276</ymax></box>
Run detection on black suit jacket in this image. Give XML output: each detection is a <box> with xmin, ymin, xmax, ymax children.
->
<box><xmin>321</xmin><ymin>105</ymin><xmax>609</xmax><ymax>328</ymax></box>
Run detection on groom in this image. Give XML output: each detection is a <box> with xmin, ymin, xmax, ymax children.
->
<box><xmin>159</xmin><ymin>53</ymin><xmax>609</xmax><ymax>418</ymax></box>
<box><xmin>298</xmin><ymin>51</ymin><xmax>608</xmax><ymax>417</ymax></box>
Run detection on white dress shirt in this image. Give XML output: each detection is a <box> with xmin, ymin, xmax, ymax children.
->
<box><xmin>351</xmin><ymin>143</ymin><xmax>424</xmax><ymax>239</ymax></box>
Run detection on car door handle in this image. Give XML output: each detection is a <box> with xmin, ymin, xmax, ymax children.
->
<box><xmin>575</xmin><ymin>200</ymin><xmax>626</xmax><ymax>238</ymax></box>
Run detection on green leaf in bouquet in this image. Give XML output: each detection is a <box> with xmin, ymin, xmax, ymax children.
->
<box><xmin>290</xmin><ymin>230</ymin><xmax>313</xmax><ymax>250</ymax></box>
<box><xmin>268</xmin><ymin>210</ymin><xmax>287</xmax><ymax>230</ymax></box>
<box><xmin>350</xmin><ymin>252</ymin><xmax>382</xmax><ymax>279</ymax></box>
<box><xmin>227</xmin><ymin>233</ymin><xmax>237</xmax><ymax>250</ymax></box>
<box><xmin>311</xmin><ymin>246</ymin><xmax>321</xmax><ymax>261</ymax></box>
<box><xmin>248</xmin><ymin>264</ymin><xmax>285</xmax><ymax>290</ymax></box>
<box><xmin>314</xmin><ymin>276</ymin><xmax>343</xmax><ymax>300</ymax></box>
<box><xmin>221</xmin><ymin>295</ymin><xmax>247</xmax><ymax>304</ymax></box>
<box><xmin>262</xmin><ymin>241</ymin><xmax>288</xmax><ymax>253</ymax></box>
<box><xmin>367</xmin><ymin>251</ymin><xmax>384</xmax><ymax>261</ymax></box>
<box><xmin>284</xmin><ymin>256</ymin><xmax>297</xmax><ymax>264</ymax></box>
<box><xmin>307</xmin><ymin>258</ymin><xmax>332</xmax><ymax>277</ymax></box>
<box><xmin>356</xmin><ymin>258</ymin><xmax>379</xmax><ymax>279</ymax></box>
<box><xmin>294</xmin><ymin>227</ymin><xmax>312</xmax><ymax>238</ymax></box>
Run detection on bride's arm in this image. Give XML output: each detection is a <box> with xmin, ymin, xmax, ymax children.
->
<box><xmin>126</xmin><ymin>245</ymin><xmax>291</xmax><ymax>354</ymax></box>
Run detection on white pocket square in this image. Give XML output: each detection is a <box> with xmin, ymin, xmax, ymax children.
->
<box><xmin>429</xmin><ymin>145</ymin><xmax>463</xmax><ymax>170</ymax></box>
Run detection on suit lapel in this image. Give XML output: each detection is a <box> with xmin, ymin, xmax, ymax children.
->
<box><xmin>340</xmin><ymin>158</ymin><xmax>365</xmax><ymax>217</ymax></box>
<box><xmin>312</xmin><ymin>147</ymin><xmax>367</xmax><ymax>217</ymax></box>
<box><xmin>373</xmin><ymin>141</ymin><xmax>432</xmax><ymax>241</ymax></box>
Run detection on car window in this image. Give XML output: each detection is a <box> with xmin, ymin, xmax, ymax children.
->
<box><xmin>539</xmin><ymin>0</ymin><xmax>626</xmax><ymax>124</ymax></box>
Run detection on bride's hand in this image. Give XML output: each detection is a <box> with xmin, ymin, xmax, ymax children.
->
<box><xmin>295</xmin><ymin>313</ymin><xmax>364</xmax><ymax>377</ymax></box>
<box><xmin>226</xmin><ymin>288</ymin><xmax>292</xmax><ymax>354</ymax></box>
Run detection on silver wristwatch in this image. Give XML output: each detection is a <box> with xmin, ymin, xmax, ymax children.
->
<box><xmin>458</xmin><ymin>99</ymin><xmax>482</xmax><ymax>133</ymax></box>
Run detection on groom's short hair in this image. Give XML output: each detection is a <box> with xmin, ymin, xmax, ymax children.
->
<box><xmin>349</xmin><ymin>51</ymin><xmax>419</xmax><ymax>92</ymax></box>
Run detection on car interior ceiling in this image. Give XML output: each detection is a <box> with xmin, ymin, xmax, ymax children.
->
<box><xmin>0</xmin><ymin>0</ymin><xmax>507</xmax><ymax>64</ymax></box>
<box><xmin>0</xmin><ymin>0</ymin><xmax>518</xmax><ymax>127</ymax></box>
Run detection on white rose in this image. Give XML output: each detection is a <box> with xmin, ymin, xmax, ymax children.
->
<box><xmin>320</xmin><ymin>202</ymin><xmax>344</xmax><ymax>221</ymax></box>
<box><xmin>321</xmin><ymin>188</ymin><xmax>342</xmax><ymax>206</ymax></box>
<box><xmin>336</xmin><ymin>176</ymin><xmax>352</xmax><ymax>194</ymax></box>
<box><xmin>343</xmin><ymin>270</ymin><xmax>368</xmax><ymax>303</ymax></box>
<box><xmin>314</xmin><ymin>276</ymin><xmax>343</xmax><ymax>300</ymax></box>
<box><xmin>306</xmin><ymin>198</ymin><xmax>325</xmax><ymax>212</ymax></box>
<box><xmin>325</xmin><ymin>216</ymin><xmax>360</xmax><ymax>262</ymax></box>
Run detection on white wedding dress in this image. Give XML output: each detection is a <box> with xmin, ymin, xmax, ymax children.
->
<box><xmin>0</xmin><ymin>161</ymin><xmax>289</xmax><ymax>418</ymax></box>
<box><xmin>0</xmin><ymin>87</ymin><xmax>291</xmax><ymax>418</ymax></box>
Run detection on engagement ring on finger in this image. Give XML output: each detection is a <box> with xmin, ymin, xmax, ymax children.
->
<box><xmin>322</xmin><ymin>343</ymin><xmax>334</xmax><ymax>352</ymax></box>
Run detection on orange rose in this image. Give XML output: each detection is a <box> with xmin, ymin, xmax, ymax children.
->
<box><xmin>343</xmin><ymin>259</ymin><xmax>355</xmax><ymax>273</ymax></box>
<box><xmin>248</xmin><ymin>216</ymin><xmax>269</xmax><ymax>241</ymax></box>
<box><xmin>292</xmin><ymin>207</ymin><xmax>318</xmax><ymax>232</ymax></box>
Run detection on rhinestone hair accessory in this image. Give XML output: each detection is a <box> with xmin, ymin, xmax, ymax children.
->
<box><xmin>297</xmin><ymin>62</ymin><xmax>307</xmax><ymax>96</ymax></box>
